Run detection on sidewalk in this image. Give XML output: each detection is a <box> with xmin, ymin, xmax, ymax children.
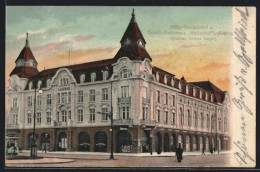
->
<box><xmin>20</xmin><ymin>150</ymin><xmax>230</xmax><ymax>157</ymax></box>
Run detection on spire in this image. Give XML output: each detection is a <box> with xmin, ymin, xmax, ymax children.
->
<box><xmin>131</xmin><ymin>8</ymin><xmax>136</xmax><ymax>23</ymax></box>
<box><xmin>25</xmin><ymin>33</ymin><xmax>29</xmax><ymax>47</ymax></box>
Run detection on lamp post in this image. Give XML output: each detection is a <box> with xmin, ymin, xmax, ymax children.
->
<box><xmin>30</xmin><ymin>78</ymin><xmax>42</xmax><ymax>158</ymax></box>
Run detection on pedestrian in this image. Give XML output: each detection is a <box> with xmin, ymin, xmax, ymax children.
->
<box><xmin>213</xmin><ymin>147</ymin><xmax>215</xmax><ymax>153</ymax></box>
<box><xmin>44</xmin><ymin>144</ymin><xmax>47</xmax><ymax>153</ymax></box>
<box><xmin>202</xmin><ymin>146</ymin><xmax>205</xmax><ymax>155</ymax></box>
<box><xmin>176</xmin><ymin>143</ymin><xmax>183</xmax><ymax>163</ymax></box>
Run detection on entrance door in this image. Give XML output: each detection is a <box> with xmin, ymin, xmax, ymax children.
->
<box><xmin>117</xmin><ymin>131</ymin><xmax>132</xmax><ymax>153</ymax></box>
<box><xmin>178</xmin><ymin>134</ymin><xmax>184</xmax><ymax>149</ymax></box>
<box><xmin>164</xmin><ymin>133</ymin><xmax>169</xmax><ymax>152</ymax></box>
<box><xmin>58</xmin><ymin>132</ymin><xmax>67</xmax><ymax>151</ymax></box>
<box><xmin>40</xmin><ymin>133</ymin><xmax>50</xmax><ymax>150</ymax></box>
<box><xmin>94</xmin><ymin>132</ymin><xmax>107</xmax><ymax>152</ymax></box>
<box><xmin>79</xmin><ymin>132</ymin><xmax>90</xmax><ymax>151</ymax></box>
<box><xmin>156</xmin><ymin>132</ymin><xmax>162</xmax><ymax>154</ymax></box>
<box><xmin>172</xmin><ymin>134</ymin><xmax>177</xmax><ymax>152</ymax></box>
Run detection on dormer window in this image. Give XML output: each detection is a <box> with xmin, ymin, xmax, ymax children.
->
<box><xmin>193</xmin><ymin>87</ymin><xmax>196</xmax><ymax>97</ymax></box>
<box><xmin>16</xmin><ymin>59</ymin><xmax>23</xmax><ymax>67</ymax></box>
<box><xmin>186</xmin><ymin>85</ymin><xmax>189</xmax><ymax>94</ymax></box>
<box><xmin>60</xmin><ymin>78</ymin><xmax>69</xmax><ymax>86</ymax></box>
<box><xmin>46</xmin><ymin>79</ymin><xmax>51</xmax><ymax>88</ymax></box>
<box><xmin>103</xmin><ymin>71</ymin><xmax>108</xmax><ymax>80</ymax></box>
<box><xmin>121</xmin><ymin>69</ymin><xmax>130</xmax><ymax>79</ymax></box>
<box><xmin>13</xmin><ymin>85</ymin><xmax>18</xmax><ymax>92</ymax></box>
<box><xmin>179</xmin><ymin>81</ymin><xmax>182</xmax><ymax>91</ymax></box>
<box><xmin>91</xmin><ymin>73</ymin><xmax>96</xmax><ymax>82</ymax></box>
<box><xmin>125</xmin><ymin>38</ymin><xmax>131</xmax><ymax>45</ymax></box>
<box><xmin>138</xmin><ymin>39</ymin><xmax>144</xmax><ymax>46</ymax></box>
<box><xmin>37</xmin><ymin>80</ymin><xmax>42</xmax><ymax>89</ymax></box>
<box><xmin>211</xmin><ymin>94</ymin><xmax>214</xmax><ymax>102</ymax></box>
<box><xmin>164</xmin><ymin>75</ymin><xmax>168</xmax><ymax>84</ymax></box>
<box><xmin>199</xmin><ymin>90</ymin><xmax>202</xmax><ymax>99</ymax></box>
<box><xmin>156</xmin><ymin>72</ymin><xmax>159</xmax><ymax>81</ymax></box>
<box><xmin>29</xmin><ymin>82</ymin><xmax>33</xmax><ymax>90</ymax></box>
<box><xmin>171</xmin><ymin>78</ymin><xmax>175</xmax><ymax>87</ymax></box>
<box><xmin>80</xmin><ymin>74</ymin><xmax>85</xmax><ymax>83</ymax></box>
<box><xmin>205</xmin><ymin>92</ymin><xmax>208</xmax><ymax>100</ymax></box>
<box><xmin>143</xmin><ymin>70</ymin><xmax>148</xmax><ymax>79</ymax></box>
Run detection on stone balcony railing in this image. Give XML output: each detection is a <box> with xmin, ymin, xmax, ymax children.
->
<box><xmin>10</xmin><ymin>107</ymin><xmax>19</xmax><ymax>112</ymax></box>
<box><xmin>118</xmin><ymin>97</ymin><xmax>131</xmax><ymax>104</ymax></box>
<box><xmin>7</xmin><ymin>124</ymin><xmax>19</xmax><ymax>129</ymax></box>
<box><xmin>113</xmin><ymin>118</ymin><xmax>133</xmax><ymax>126</ymax></box>
<box><xmin>54</xmin><ymin>119</ymin><xmax>73</xmax><ymax>127</ymax></box>
<box><xmin>142</xmin><ymin>97</ymin><xmax>150</xmax><ymax>104</ymax></box>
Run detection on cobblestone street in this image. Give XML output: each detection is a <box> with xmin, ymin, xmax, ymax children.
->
<box><xmin>6</xmin><ymin>151</ymin><xmax>231</xmax><ymax>168</ymax></box>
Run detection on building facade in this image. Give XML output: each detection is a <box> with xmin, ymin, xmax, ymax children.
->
<box><xmin>6</xmin><ymin>11</ymin><xmax>231</xmax><ymax>153</ymax></box>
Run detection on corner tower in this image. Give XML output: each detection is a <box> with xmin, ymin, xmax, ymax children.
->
<box><xmin>10</xmin><ymin>33</ymin><xmax>39</xmax><ymax>78</ymax></box>
<box><xmin>114</xmin><ymin>9</ymin><xmax>152</xmax><ymax>61</ymax></box>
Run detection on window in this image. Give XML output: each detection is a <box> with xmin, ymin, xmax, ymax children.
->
<box><xmin>38</xmin><ymin>80</ymin><xmax>42</xmax><ymax>88</ymax></box>
<box><xmin>27</xmin><ymin>113</ymin><xmax>32</xmax><ymax>124</ymax></box>
<box><xmin>61</xmin><ymin>93</ymin><xmax>67</xmax><ymax>104</ymax></box>
<box><xmin>143</xmin><ymin>70</ymin><xmax>148</xmax><ymax>79</ymax></box>
<box><xmin>58</xmin><ymin>93</ymin><xmax>60</xmax><ymax>104</ymax></box>
<box><xmin>60</xmin><ymin>78</ymin><xmax>69</xmax><ymax>86</ymax></box>
<box><xmin>121</xmin><ymin>86</ymin><xmax>129</xmax><ymax>98</ymax></box>
<box><xmin>102</xmin><ymin>88</ymin><xmax>108</xmax><ymax>101</ymax></box>
<box><xmin>143</xmin><ymin>87</ymin><xmax>148</xmax><ymax>99</ymax></box>
<box><xmin>165</xmin><ymin>111</ymin><xmax>168</xmax><ymax>124</ymax></box>
<box><xmin>13</xmin><ymin>98</ymin><xmax>17</xmax><ymax>108</ymax></box>
<box><xmin>46</xmin><ymin>79</ymin><xmax>51</xmax><ymax>87</ymax></box>
<box><xmin>13</xmin><ymin>85</ymin><xmax>18</xmax><ymax>92</ymax></box>
<box><xmin>47</xmin><ymin>94</ymin><xmax>52</xmax><ymax>105</ymax></box>
<box><xmin>156</xmin><ymin>90</ymin><xmax>160</xmax><ymax>103</ymax></box>
<box><xmin>80</xmin><ymin>74</ymin><xmax>85</xmax><ymax>83</ymax></box>
<box><xmin>78</xmin><ymin>109</ymin><xmax>83</xmax><ymax>122</ymax></box>
<box><xmin>121</xmin><ymin>107</ymin><xmax>129</xmax><ymax>119</ymax></box>
<box><xmin>142</xmin><ymin>107</ymin><xmax>148</xmax><ymax>120</ymax></box>
<box><xmin>120</xmin><ymin>69</ymin><xmax>129</xmax><ymax>79</ymax></box>
<box><xmin>179</xmin><ymin>82</ymin><xmax>182</xmax><ymax>91</ymax></box>
<box><xmin>218</xmin><ymin>119</ymin><xmax>221</xmax><ymax>130</ymax></box>
<box><xmin>201</xmin><ymin>113</ymin><xmax>204</xmax><ymax>128</ymax></box>
<box><xmin>172</xmin><ymin>112</ymin><xmax>176</xmax><ymax>124</ymax></box>
<box><xmin>68</xmin><ymin>92</ymin><xmax>71</xmax><ymax>103</ymax></box>
<box><xmin>194</xmin><ymin>111</ymin><xmax>198</xmax><ymax>127</ymax></box>
<box><xmin>171</xmin><ymin>78</ymin><xmax>175</xmax><ymax>86</ymax></box>
<box><xmin>78</xmin><ymin>91</ymin><xmax>83</xmax><ymax>103</ymax></box>
<box><xmin>90</xmin><ymin>109</ymin><xmax>95</xmax><ymax>122</ymax></box>
<box><xmin>29</xmin><ymin>82</ymin><xmax>33</xmax><ymax>90</ymax></box>
<box><xmin>103</xmin><ymin>71</ymin><xmax>108</xmax><ymax>80</ymax></box>
<box><xmin>61</xmin><ymin>110</ymin><xmax>67</xmax><ymax>122</ymax></box>
<box><xmin>164</xmin><ymin>75</ymin><xmax>167</xmax><ymax>84</ymax></box>
<box><xmin>91</xmin><ymin>73</ymin><xmax>96</xmax><ymax>82</ymax></box>
<box><xmin>193</xmin><ymin>88</ymin><xmax>196</xmax><ymax>97</ymax></box>
<box><xmin>188</xmin><ymin>110</ymin><xmax>191</xmax><ymax>126</ymax></box>
<box><xmin>172</xmin><ymin>95</ymin><xmax>175</xmax><ymax>106</ymax></box>
<box><xmin>37</xmin><ymin>95</ymin><xmax>41</xmax><ymax>106</ymax></box>
<box><xmin>57</xmin><ymin>112</ymin><xmax>59</xmax><ymax>122</ymax></box>
<box><xmin>156</xmin><ymin>72</ymin><xmax>159</xmax><ymax>81</ymax></box>
<box><xmin>90</xmin><ymin>90</ymin><xmax>95</xmax><ymax>102</ymax></box>
<box><xmin>179</xmin><ymin>107</ymin><xmax>184</xmax><ymax>125</ymax></box>
<box><xmin>224</xmin><ymin>118</ymin><xmax>227</xmax><ymax>132</ymax></box>
<box><xmin>199</xmin><ymin>90</ymin><xmax>202</xmax><ymax>99</ymax></box>
<box><xmin>157</xmin><ymin>110</ymin><xmax>160</xmax><ymax>122</ymax></box>
<box><xmin>211</xmin><ymin>94</ymin><xmax>214</xmax><ymax>102</ymax></box>
<box><xmin>205</xmin><ymin>92</ymin><xmax>208</xmax><ymax>100</ymax></box>
<box><xmin>46</xmin><ymin>112</ymin><xmax>52</xmax><ymax>123</ymax></box>
<box><xmin>13</xmin><ymin>114</ymin><xmax>18</xmax><ymax>124</ymax></box>
<box><xmin>165</xmin><ymin>93</ymin><xmax>168</xmax><ymax>105</ymax></box>
<box><xmin>68</xmin><ymin>111</ymin><xmax>71</xmax><ymax>120</ymax></box>
<box><xmin>102</xmin><ymin>108</ymin><xmax>108</xmax><ymax>120</ymax></box>
<box><xmin>186</xmin><ymin>85</ymin><xmax>189</xmax><ymax>94</ymax></box>
<box><xmin>36</xmin><ymin>112</ymin><xmax>41</xmax><ymax>124</ymax></box>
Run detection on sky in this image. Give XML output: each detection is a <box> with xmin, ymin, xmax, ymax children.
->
<box><xmin>6</xmin><ymin>6</ymin><xmax>232</xmax><ymax>91</ymax></box>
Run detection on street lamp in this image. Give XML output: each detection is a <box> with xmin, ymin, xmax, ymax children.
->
<box><xmin>97</xmin><ymin>110</ymin><xmax>114</xmax><ymax>159</ymax></box>
<box><xmin>30</xmin><ymin>77</ymin><xmax>42</xmax><ymax>158</ymax></box>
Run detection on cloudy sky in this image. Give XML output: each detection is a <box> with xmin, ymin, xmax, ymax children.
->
<box><xmin>6</xmin><ymin>6</ymin><xmax>232</xmax><ymax>91</ymax></box>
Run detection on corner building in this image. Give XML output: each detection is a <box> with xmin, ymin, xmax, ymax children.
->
<box><xmin>6</xmin><ymin>11</ymin><xmax>231</xmax><ymax>153</ymax></box>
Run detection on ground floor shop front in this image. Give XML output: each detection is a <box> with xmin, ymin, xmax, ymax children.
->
<box><xmin>6</xmin><ymin>126</ymin><xmax>231</xmax><ymax>153</ymax></box>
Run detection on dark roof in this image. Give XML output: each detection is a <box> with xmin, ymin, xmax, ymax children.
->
<box><xmin>15</xmin><ymin>46</ymin><xmax>37</xmax><ymax>63</ymax></box>
<box><xmin>10</xmin><ymin>66</ymin><xmax>39</xmax><ymax>78</ymax></box>
<box><xmin>120</xmin><ymin>12</ymin><xmax>146</xmax><ymax>44</ymax></box>
<box><xmin>114</xmin><ymin>45</ymin><xmax>152</xmax><ymax>61</ymax></box>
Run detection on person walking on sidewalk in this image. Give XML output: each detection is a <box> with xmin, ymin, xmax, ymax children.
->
<box><xmin>202</xmin><ymin>146</ymin><xmax>205</xmax><ymax>155</ymax></box>
<box><xmin>176</xmin><ymin>143</ymin><xmax>183</xmax><ymax>163</ymax></box>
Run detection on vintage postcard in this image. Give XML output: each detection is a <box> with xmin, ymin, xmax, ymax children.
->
<box><xmin>5</xmin><ymin>6</ymin><xmax>256</xmax><ymax>168</ymax></box>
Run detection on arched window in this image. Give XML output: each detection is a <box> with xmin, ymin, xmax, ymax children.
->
<box><xmin>199</xmin><ymin>90</ymin><xmax>202</xmax><ymax>99</ymax></box>
<box><xmin>46</xmin><ymin>79</ymin><xmax>51</xmax><ymax>87</ymax></box>
<box><xmin>156</xmin><ymin>72</ymin><xmax>159</xmax><ymax>81</ymax></box>
<box><xmin>80</xmin><ymin>74</ymin><xmax>85</xmax><ymax>83</ymax></box>
<box><xmin>188</xmin><ymin>109</ymin><xmax>191</xmax><ymax>126</ymax></box>
<box><xmin>171</xmin><ymin>78</ymin><xmax>175</xmax><ymax>87</ymax></box>
<box><xmin>103</xmin><ymin>71</ymin><xmax>108</xmax><ymax>80</ymax></box>
<box><xmin>193</xmin><ymin>87</ymin><xmax>196</xmax><ymax>97</ymax></box>
<box><xmin>120</xmin><ymin>69</ymin><xmax>131</xmax><ymax>79</ymax></box>
<box><xmin>60</xmin><ymin>78</ymin><xmax>69</xmax><ymax>86</ymax></box>
<box><xmin>164</xmin><ymin>75</ymin><xmax>167</xmax><ymax>84</ymax></box>
<box><xmin>91</xmin><ymin>73</ymin><xmax>96</xmax><ymax>82</ymax></box>
<box><xmin>194</xmin><ymin>111</ymin><xmax>198</xmax><ymax>127</ymax></box>
<box><xmin>218</xmin><ymin>119</ymin><xmax>222</xmax><ymax>130</ymax></box>
<box><xmin>186</xmin><ymin>85</ymin><xmax>189</xmax><ymax>94</ymax></box>
<box><xmin>224</xmin><ymin>118</ymin><xmax>227</xmax><ymax>132</ymax></box>
<box><xmin>179</xmin><ymin>81</ymin><xmax>182</xmax><ymax>91</ymax></box>
<box><xmin>37</xmin><ymin>80</ymin><xmax>42</xmax><ymax>89</ymax></box>
<box><xmin>201</xmin><ymin>113</ymin><xmax>204</xmax><ymax>128</ymax></box>
<box><xmin>179</xmin><ymin>107</ymin><xmax>184</xmax><ymax>126</ymax></box>
<box><xmin>205</xmin><ymin>92</ymin><xmax>208</xmax><ymax>100</ymax></box>
<box><xmin>29</xmin><ymin>82</ymin><xmax>33</xmax><ymax>90</ymax></box>
<box><xmin>207</xmin><ymin>114</ymin><xmax>210</xmax><ymax>128</ymax></box>
<box><xmin>143</xmin><ymin>70</ymin><xmax>148</xmax><ymax>79</ymax></box>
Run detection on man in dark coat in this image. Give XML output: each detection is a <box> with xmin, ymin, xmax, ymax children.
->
<box><xmin>176</xmin><ymin>143</ymin><xmax>183</xmax><ymax>163</ymax></box>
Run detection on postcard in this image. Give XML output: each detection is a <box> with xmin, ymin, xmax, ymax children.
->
<box><xmin>5</xmin><ymin>6</ymin><xmax>256</xmax><ymax>168</ymax></box>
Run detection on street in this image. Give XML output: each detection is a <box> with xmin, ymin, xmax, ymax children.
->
<box><xmin>6</xmin><ymin>151</ymin><xmax>231</xmax><ymax>168</ymax></box>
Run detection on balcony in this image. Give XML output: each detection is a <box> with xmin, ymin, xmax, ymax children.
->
<box><xmin>10</xmin><ymin>107</ymin><xmax>19</xmax><ymax>112</ymax></box>
<box><xmin>7</xmin><ymin>124</ymin><xmax>19</xmax><ymax>129</ymax></box>
<box><xmin>113</xmin><ymin>119</ymin><xmax>133</xmax><ymax>126</ymax></box>
<box><xmin>142</xmin><ymin>97</ymin><xmax>150</xmax><ymax>104</ymax></box>
<box><xmin>118</xmin><ymin>97</ymin><xmax>131</xmax><ymax>104</ymax></box>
